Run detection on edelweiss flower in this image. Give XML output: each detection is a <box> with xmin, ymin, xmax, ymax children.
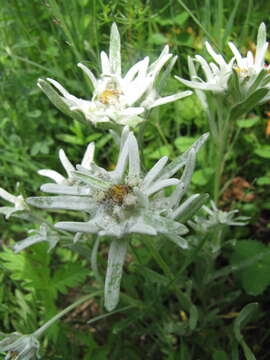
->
<box><xmin>0</xmin><ymin>188</ymin><xmax>27</xmax><ymax>219</ymax></box>
<box><xmin>189</xmin><ymin>200</ymin><xmax>249</xmax><ymax>232</ymax></box>
<box><xmin>188</xmin><ymin>201</ymin><xmax>249</xmax><ymax>253</ymax></box>
<box><xmin>38</xmin><ymin>23</ymin><xmax>191</xmax><ymax>128</ymax></box>
<box><xmin>229</xmin><ymin>23</ymin><xmax>269</xmax><ymax>79</ymax></box>
<box><xmin>0</xmin><ymin>332</ymin><xmax>40</xmax><ymax>360</ymax></box>
<box><xmin>28</xmin><ymin>127</ymin><xmax>208</xmax><ymax>310</ymax></box>
<box><xmin>175</xmin><ymin>42</ymin><xmax>234</xmax><ymax>94</ymax></box>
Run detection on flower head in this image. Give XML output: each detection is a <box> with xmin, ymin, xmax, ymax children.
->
<box><xmin>229</xmin><ymin>23</ymin><xmax>269</xmax><ymax>79</ymax></box>
<box><xmin>0</xmin><ymin>188</ymin><xmax>27</xmax><ymax>219</ymax></box>
<box><xmin>175</xmin><ymin>42</ymin><xmax>234</xmax><ymax>94</ymax></box>
<box><xmin>38</xmin><ymin>23</ymin><xmax>191</xmax><ymax>128</ymax></box>
<box><xmin>188</xmin><ymin>200</ymin><xmax>249</xmax><ymax>239</ymax></box>
<box><xmin>28</xmin><ymin>127</ymin><xmax>208</xmax><ymax>243</ymax></box>
<box><xmin>0</xmin><ymin>332</ymin><xmax>40</xmax><ymax>360</ymax></box>
<box><xmin>28</xmin><ymin>128</ymin><xmax>208</xmax><ymax>311</ymax></box>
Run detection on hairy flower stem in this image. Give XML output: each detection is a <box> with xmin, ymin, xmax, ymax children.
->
<box><xmin>143</xmin><ymin>237</ymin><xmax>191</xmax><ymax>311</ymax></box>
<box><xmin>213</xmin><ymin>110</ymin><xmax>231</xmax><ymax>204</ymax></box>
<box><xmin>33</xmin><ymin>291</ymin><xmax>102</xmax><ymax>338</ymax></box>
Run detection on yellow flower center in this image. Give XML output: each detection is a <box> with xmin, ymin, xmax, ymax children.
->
<box><xmin>99</xmin><ymin>89</ymin><xmax>121</xmax><ymax>105</ymax></box>
<box><xmin>106</xmin><ymin>184</ymin><xmax>131</xmax><ymax>205</ymax></box>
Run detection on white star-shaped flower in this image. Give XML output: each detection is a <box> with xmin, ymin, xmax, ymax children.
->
<box><xmin>229</xmin><ymin>23</ymin><xmax>269</xmax><ymax>79</ymax></box>
<box><xmin>28</xmin><ymin>127</ymin><xmax>208</xmax><ymax>311</ymax></box>
<box><xmin>38</xmin><ymin>23</ymin><xmax>191</xmax><ymax>128</ymax></box>
<box><xmin>175</xmin><ymin>42</ymin><xmax>234</xmax><ymax>94</ymax></box>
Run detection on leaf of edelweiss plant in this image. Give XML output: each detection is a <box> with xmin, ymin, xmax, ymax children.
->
<box><xmin>0</xmin><ymin>332</ymin><xmax>40</xmax><ymax>360</ymax></box>
<box><xmin>0</xmin><ymin>188</ymin><xmax>28</xmax><ymax>219</ymax></box>
<box><xmin>38</xmin><ymin>23</ymin><xmax>191</xmax><ymax>129</ymax></box>
<box><xmin>27</xmin><ymin>127</ymin><xmax>208</xmax><ymax>311</ymax></box>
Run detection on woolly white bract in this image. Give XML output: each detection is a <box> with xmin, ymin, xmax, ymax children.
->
<box><xmin>0</xmin><ymin>188</ymin><xmax>27</xmax><ymax>219</ymax></box>
<box><xmin>0</xmin><ymin>332</ymin><xmax>40</xmax><ymax>360</ymax></box>
<box><xmin>28</xmin><ymin>127</ymin><xmax>208</xmax><ymax>310</ymax></box>
<box><xmin>38</xmin><ymin>23</ymin><xmax>191</xmax><ymax>128</ymax></box>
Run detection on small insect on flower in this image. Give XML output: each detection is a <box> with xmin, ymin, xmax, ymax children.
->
<box><xmin>106</xmin><ymin>184</ymin><xmax>131</xmax><ymax>205</ymax></box>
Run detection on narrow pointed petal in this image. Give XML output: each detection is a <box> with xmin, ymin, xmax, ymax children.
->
<box><xmin>112</xmin><ymin>134</ymin><xmax>130</xmax><ymax>181</ymax></box>
<box><xmin>81</xmin><ymin>143</ymin><xmax>95</xmax><ymax>169</ymax></box>
<box><xmin>27</xmin><ymin>196</ymin><xmax>94</xmax><ymax>211</ymax></box>
<box><xmin>167</xmin><ymin>234</ymin><xmax>189</xmax><ymax>249</ymax></box>
<box><xmin>73</xmin><ymin>171</ymin><xmax>111</xmax><ymax>190</ymax></box>
<box><xmin>38</xmin><ymin>169</ymin><xmax>65</xmax><ymax>184</ymax></box>
<box><xmin>171</xmin><ymin>193</ymin><xmax>209</xmax><ymax>221</ymax></box>
<box><xmin>148</xmin><ymin>91</ymin><xmax>192</xmax><ymax>109</ymax></box>
<box><xmin>104</xmin><ymin>238</ymin><xmax>128</xmax><ymax>311</ymax></box>
<box><xmin>257</xmin><ymin>23</ymin><xmax>267</xmax><ymax>55</ymax></box>
<box><xmin>14</xmin><ymin>235</ymin><xmax>45</xmax><ymax>253</ymax></box>
<box><xmin>78</xmin><ymin>63</ymin><xmax>97</xmax><ymax>88</ymax></box>
<box><xmin>205</xmin><ymin>41</ymin><xmax>227</xmax><ymax>67</ymax></box>
<box><xmin>100</xmin><ymin>51</ymin><xmax>111</xmax><ymax>75</ymax></box>
<box><xmin>159</xmin><ymin>133</ymin><xmax>209</xmax><ymax>180</ymax></box>
<box><xmin>118</xmin><ymin>125</ymin><xmax>130</xmax><ymax>150</ymax></box>
<box><xmin>228</xmin><ymin>42</ymin><xmax>243</xmax><ymax>64</ymax></box>
<box><xmin>40</xmin><ymin>183</ymin><xmax>90</xmax><ymax>195</ymax></box>
<box><xmin>46</xmin><ymin>78</ymin><xmax>72</xmax><ymax>98</ymax></box>
<box><xmin>145</xmin><ymin>178</ymin><xmax>179</xmax><ymax>196</ymax></box>
<box><xmin>142</xmin><ymin>156</ymin><xmax>168</xmax><ymax>189</ymax></box>
<box><xmin>179</xmin><ymin>149</ymin><xmax>196</xmax><ymax>193</ymax></box>
<box><xmin>109</xmin><ymin>23</ymin><xmax>121</xmax><ymax>76</ymax></box>
<box><xmin>195</xmin><ymin>55</ymin><xmax>213</xmax><ymax>80</ymax></box>
<box><xmin>129</xmin><ymin>219</ymin><xmax>157</xmax><ymax>235</ymax></box>
<box><xmin>55</xmin><ymin>221</ymin><xmax>99</xmax><ymax>233</ymax></box>
<box><xmin>0</xmin><ymin>188</ymin><xmax>16</xmax><ymax>204</ymax></box>
<box><xmin>124</xmin><ymin>57</ymin><xmax>149</xmax><ymax>83</ymax></box>
<box><xmin>59</xmin><ymin>149</ymin><xmax>75</xmax><ymax>177</ymax></box>
<box><xmin>128</xmin><ymin>133</ymin><xmax>140</xmax><ymax>178</ymax></box>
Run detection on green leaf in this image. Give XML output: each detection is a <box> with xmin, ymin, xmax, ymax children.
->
<box><xmin>148</xmin><ymin>33</ymin><xmax>167</xmax><ymax>45</ymax></box>
<box><xmin>189</xmin><ymin>304</ymin><xmax>198</xmax><ymax>330</ymax></box>
<box><xmin>230</xmin><ymin>88</ymin><xmax>268</xmax><ymax>121</ymax></box>
<box><xmin>174</xmin><ymin>136</ymin><xmax>198</xmax><ymax>152</ymax></box>
<box><xmin>148</xmin><ymin>145</ymin><xmax>172</xmax><ymax>159</ymax></box>
<box><xmin>254</xmin><ymin>146</ymin><xmax>270</xmax><ymax>159</ymax></box>
<box><xmin>212</xmin><ymin>351</ymin><xmax>229</xmax><ymax>360</ymax></box>
<box><xmin>56</xmin><ymin>133</ymin><xmax>85</xmax><ymax>145</ymax></box>
<box><xmin>192</xmin><ymin>168</ymin><xmax>214</xmax><ymax>186</ymax></box>
<box><xmin>230</xmin><ymin>240</ymin><xmax>270</xmax><ymax>295</ymax></box>
<box><xmin>53</xmin><ymin>263</ymin><xmax>89</xmax><ymax>294</ymax></box>
<box><xmin>256</xmin><ymin>176</ymin><xmax>270</xmax><ymax>185</ymax></box>
<box><xmin>236</xmin><ymin>117</ymin><xmax>259</xmax><ymax>128</ymax></box>
<box><xmin>233</xmin><ymin>303</ymin><xmax>258</xmax><ymax>360</ymax></box>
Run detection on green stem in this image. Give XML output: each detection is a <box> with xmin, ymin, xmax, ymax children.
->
<box><xmin>213</xmin><ymin>112</ymin><xmax>231</xmax><ymax>204</ymax></box>
<box><xmin>33</xmin><ymin>291</ymin><xmax>102</xmax><ymax>338</ymax></box>
<box><xmin>143</xmin><ymin>237</ymin><xmax>191</xmax><ymax>311</ymax></box>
